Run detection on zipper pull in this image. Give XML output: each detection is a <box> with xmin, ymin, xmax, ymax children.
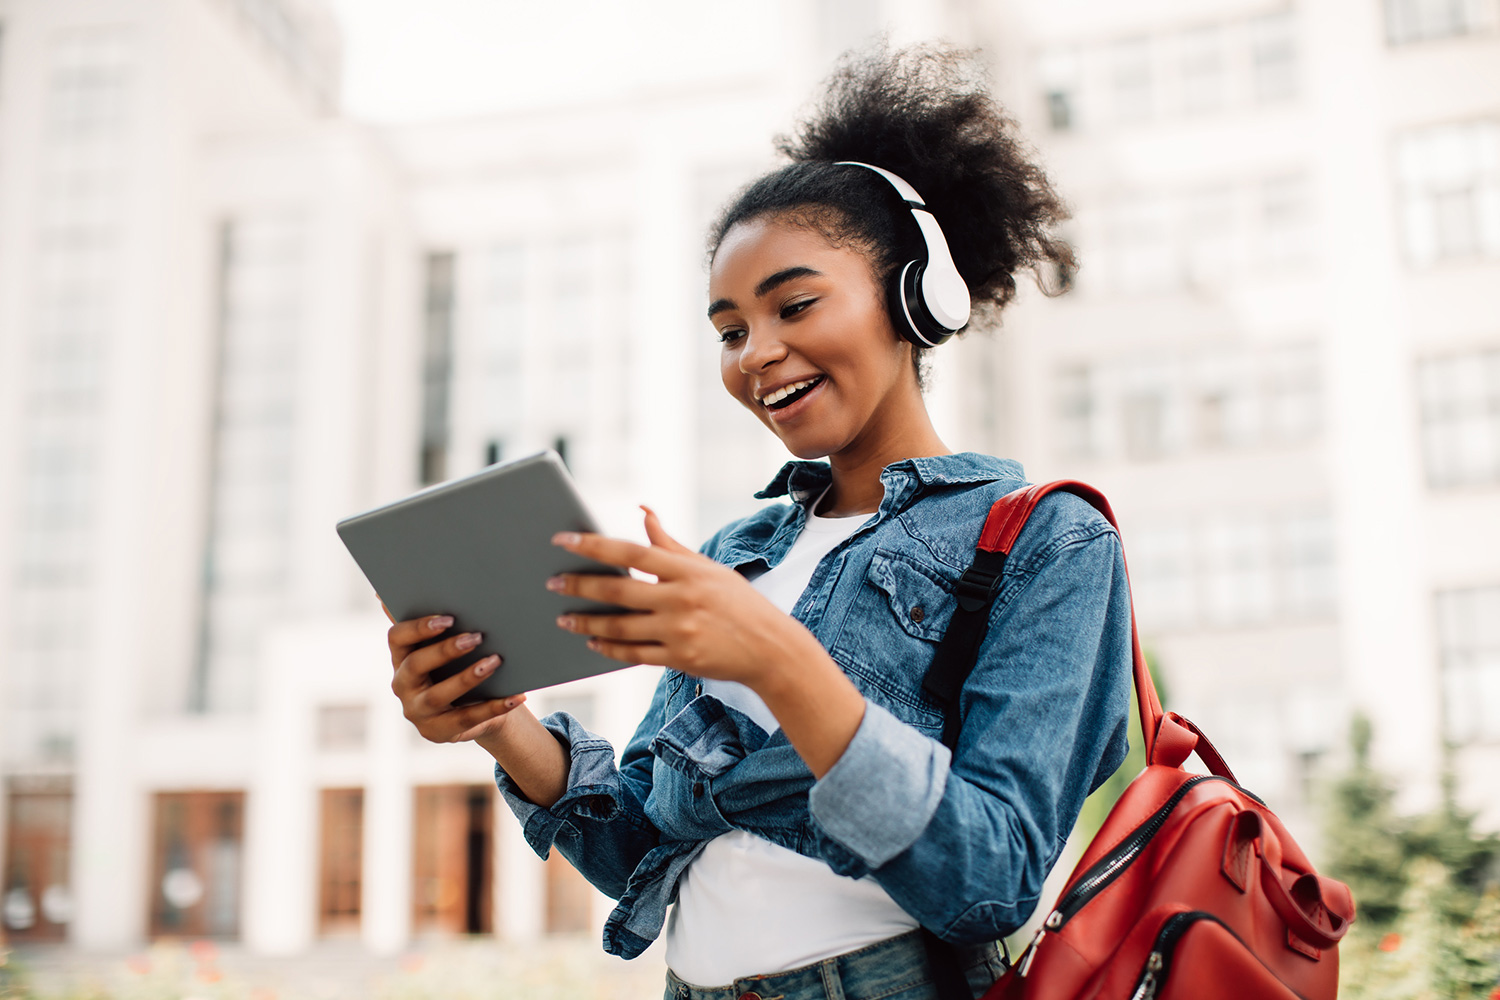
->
<box><xmin>1016</xmin><ymin>928</ymin><xmax>1044</xmax><ymax>977</ymax></box>
<box><xmin>1017</xmin><ymin>910</ymin><xmax>1061</xmax><ymax>978</ymax></box>
<box><xmin>1129</xmin><ymin>952</ymin><xmax>1164</xmax><ymax>1000</ymax></box>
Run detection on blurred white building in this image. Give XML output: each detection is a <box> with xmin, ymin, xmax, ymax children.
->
<box><xmin>942</xmin><ymin>0</ymin><xmax>1500</xmax><ymax>842</ymax></box>
<box><xmin>2</xmin><ymin>0</ymin><xmax>1497</xmax><ymax>963</ymax></box>
<box><xmin>0</xmin><ymin>0</ymin><xmax>932</xmax><ymax>958</ymax></box>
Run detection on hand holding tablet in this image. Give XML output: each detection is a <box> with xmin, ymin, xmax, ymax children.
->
<box><xmin>336</xmin><ymin>450</ymin><xmax>633</xmax><ymax>704</ymax></box>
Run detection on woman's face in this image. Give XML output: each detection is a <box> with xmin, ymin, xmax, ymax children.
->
<box><xmin>708</xmin><ymin>215</ymin><xmax>916</xmax><ymax>461</ymax></box>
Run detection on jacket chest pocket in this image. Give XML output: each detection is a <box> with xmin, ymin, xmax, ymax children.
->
<box><xmin>830</xmin><ymin>549</ymin><xmax>959</xmax><ymax>735</ymax></box>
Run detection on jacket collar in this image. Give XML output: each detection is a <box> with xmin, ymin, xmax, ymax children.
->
<box><xmin>754</xmin><ymin>452</ymin><xmax>1025</xmax><ymax>503</ymax></box>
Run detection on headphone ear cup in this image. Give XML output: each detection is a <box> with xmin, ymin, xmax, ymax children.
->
<box><xmin>897</xmin><ymin>261</ymin><xmax>956</xmax><ymax>348</ymax></box>
<box><xmin>886</xmin><ymin>262</ymin><xmax>923</xmax><ymax>348</ymax></box>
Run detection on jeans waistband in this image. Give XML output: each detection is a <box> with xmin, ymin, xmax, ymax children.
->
<box><xmin>663</xmin><ymin>929</ymin><xmax>1006</xmax><ymax>1000</ymax></box>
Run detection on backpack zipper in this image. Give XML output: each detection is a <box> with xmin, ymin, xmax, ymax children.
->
<box><xmin>1042</xmin><ymin>774</ymin><xmax>1263</xmax><ymax>932</ymax></box>
<box><xmin>1129</xmin><ymin>910</ymin><xmax>1212</xmax><ymax>1000</ymax></box>
<box><xmin>1128</xmin><ymin>910</ymin><xmax>1309</xmax><ymax>1000</ymax></box>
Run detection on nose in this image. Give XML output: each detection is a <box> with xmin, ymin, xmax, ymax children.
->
<box><xmin>737</xmin><ymin>324</ymin><xmax>787</xmax><ymax>374</ymax></box>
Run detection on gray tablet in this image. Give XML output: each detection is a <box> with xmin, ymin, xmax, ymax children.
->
<box><xmin>336</xmin><ymin>450</ymin><xmax>632</xmax><ymax>703</ymax></box>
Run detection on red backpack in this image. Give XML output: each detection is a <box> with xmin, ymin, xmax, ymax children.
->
<box><xmin>922</xmin><ymin>481</ymin><xmax>1356</xmax><ymax>1000</ymax></box>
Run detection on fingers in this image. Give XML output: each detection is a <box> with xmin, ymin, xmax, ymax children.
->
<box><xmin>387</xmin><ymin>614</ymin><xmax>453</xmax><ymax>670</ymax></box>
<box><xmin>640</xmin><ymin>505</ymin><xmax>693</xmax><ymax>555</ymax></box>
<box><xmin>586</xmin><ymin>637</ymin><xmax>669</xmax><ymax>667</ymax></box>
<box><xmin>552</xmin><ymin>531</ymin><xmax>681</xmax><ymax>578</ymax></box>
<box><xmin>556</xmin><ymin>610</ymin><xmax>658</xmax><ymax>644</ymax></box>
<box><xmin>392</xmin><ymin>628</ymin><xmax>484</xmax><ymax>696</ymax></box>
<box><xmin>427</xmin><ymin>693</ymin><xmax>527</xmax><ymax>744</ymax></box>
<box><xmin>451</xmin><ymin>695</ymin><xmax>527</xmax><ymax>743</ymax></box>
<box><xmin>419</xmin><ymin>653</ymin><xmax>503</xmax><ymax>710</ymax></box>
<box><xmin>545</xmin><ymin>571</ymin><xmax>665</xmax><ymax>609</ymax></box>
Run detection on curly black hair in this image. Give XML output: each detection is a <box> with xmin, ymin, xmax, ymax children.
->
<box><xmin>708</xmin><ymin>43</ymin><xmax>1074</xmax><ymax>385</ymax></box>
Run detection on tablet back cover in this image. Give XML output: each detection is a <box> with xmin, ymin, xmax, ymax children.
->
<box><xmin>336</xmin><ymin>450</ymin><xmax>631</xmax><ymax>701</ymax></box>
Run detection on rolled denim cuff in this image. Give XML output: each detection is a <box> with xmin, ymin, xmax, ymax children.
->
<box><xmin>494</xmin><ymin>711</ymin><xmax>626</xmax><ymax>859</ymax></box>
<box><xmin>807</xmin><ymin>700</ymin><xmax>951</xmax><ymax>868</ymax></box>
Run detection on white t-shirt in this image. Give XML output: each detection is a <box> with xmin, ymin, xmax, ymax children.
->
<box><xmin>664</xmin><ymin>499</ymin><xmax>920</xmax><ymax>987</ymax></box>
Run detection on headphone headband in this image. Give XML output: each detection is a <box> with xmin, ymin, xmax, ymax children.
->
<box><xmin>836</xmin><ymin>160</ymin><xmax>972</xmax><ymax>345</ymax></box>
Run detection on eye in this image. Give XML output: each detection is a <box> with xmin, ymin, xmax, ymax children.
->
<box><xmin>717</xmin><ymin>326</ymin><xmax>745</xmax><ymax>345</ymax></box>
<box><xmin>780</xmin><ymin>298</ymin><xmax>816</xmax><ymax>320</ymax></box>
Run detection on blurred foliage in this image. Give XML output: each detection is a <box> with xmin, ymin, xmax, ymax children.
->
<box><xmin>1327</xmin><ymin>713</ymin><xmax>1500</xmax><ymax>999</ymax></box>
<box><xmin>0</xmin><ymin>938</ymin><xmax>664</xmax><ymax>1000</ymax></box>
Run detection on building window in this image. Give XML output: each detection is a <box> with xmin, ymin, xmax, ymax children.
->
<box><xmin>318</xmin><ymin>789</ymin><xmax>363</xmax><ymax>936</ymax></box>
<box><xmin>3</xmin><ymin>782</ymin><xmax>72</xmax><ymax>942</ymax></box>
<box><xmin>1130</xmin><ymin>510</ymin><xmax>1336</xmax><ymax>631</ymax></box>
<box><xmin>1179</xmin><ymin>26</ymin><xmax>1225</xmax><ymax>115</ymax></box>
<box><xmin>480</xmin><ymin>243</ymin><xmax>525</xmax><ymax>458</ymax></box>
<box><xmin>1038</xmin><ymin>50</ymin><xmax>1081</xmax><ymax>131</ymax></box>
<box><xmin>7</xmin><ymin>26</ymin><xmax>136</xmax><ymax>764</ymax></box>
<box><xmin>1054</xmin><ymin>344</ymin><xmax>1321</xmax><ymax>463</ymax></box>
<box><xmin>1257</xmin><ymin>173</ymin><xmax>1315</xmax><ymax>271</ymax></box>
<box><xmin>1109</xmin><ymin>37</ymin><xmax>1154</xmax><ymax>123</ymax></box>
<box><xmin>195</xmin><ymin>216</ymin><xmax>304</xmax><ymax>713</ymax></box>
<box><xmin>411</xmin><ymin>785</ymin><xmax>493</xmax><ymax>935</ymax></box>
<box><xmin>1417</xmin><ymin>347</ymin><xmax>1500</xmax><ymax>487</ymax></box>
<box><xmin>1385</xmin><ymin>0</ymin><xmax>1499</xmax><ymax>43</ymax></box>
<box><xmin>1249</xmin><ymin>12</ymin><xmax>1299</xmax><ymax>103</ymax></box>
<box><xmin>420</xmin><ymin>252</ymin><xmax>456</xmax><ymax>485</ymax></box>
<box><xmin>1131</xmin><ymin>525</ymin><xmax>1196</xmax><ymax>628</ymax></box>
<box><xmin>1436</xmin><ymin>585</ymin><xmax>1500</xmax><ymax>744</ymax></box>
<box><xmin>149</xmin><ymin>791</ymin><xmax>245</xmax><ymax>939</ymax></box>
<box><xmin>1396</xmin><ymin>119</ymin><xmax>1500</xmax><ymax>265</ymax></box>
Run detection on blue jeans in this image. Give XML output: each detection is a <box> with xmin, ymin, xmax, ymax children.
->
<box><xmin>662</xmin><ymin>930</ymin><xmax>1007</xmax><ymax>1000</ymax></box>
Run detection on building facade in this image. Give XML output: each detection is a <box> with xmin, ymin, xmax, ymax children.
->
<box><xmin>2</xmin><ymin>0</ymin><xmax>1496</xmax><ymax>961</ymax></box>
<box><xmin>946</xmin><ymin>0</ymin><xmax>1500</xmax><ymax>845</ymax></box>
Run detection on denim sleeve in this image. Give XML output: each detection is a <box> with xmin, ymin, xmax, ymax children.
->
<box><xmin>807</xmin><ymin>526</ymin><xmax>1132</xmax><ymax>944</ymax></box>
<box><xmin>493</xmin><ymin>670</ymin><xmax>668</xmax><ymax>901</ymax></box>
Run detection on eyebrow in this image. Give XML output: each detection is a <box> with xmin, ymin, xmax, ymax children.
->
<box><xmin>707</xmin><ymin>266</ymin><xmax>824</xmax><ymax>319</ymax></box>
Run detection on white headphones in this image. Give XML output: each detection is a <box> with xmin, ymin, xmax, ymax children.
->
<box><xmin>836</xmin><ymin>160</ymin><xmax>972</xmax><ymax>347</ymax></box>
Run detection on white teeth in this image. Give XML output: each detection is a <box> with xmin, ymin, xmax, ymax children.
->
<box><xmin>762</xmin><ymin>378</ymin><xmax>817</xmax><ymax>406</ymax></box>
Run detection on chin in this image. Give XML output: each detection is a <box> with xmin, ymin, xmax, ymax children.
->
<box><xmin>772</xmin><ymin>430</ymin><xmax>844</xmax><ymax>461</ymax></box>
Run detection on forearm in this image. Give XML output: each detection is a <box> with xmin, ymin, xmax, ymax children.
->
<box><xmin>752</xmin><ymin>629</ymin><xmax>867</xmax><ymax>778</ymax></box>
<box><xmin>476</xmin><ymin>706</ymin><xmax>570</xmax><ymax>808</ymax></box>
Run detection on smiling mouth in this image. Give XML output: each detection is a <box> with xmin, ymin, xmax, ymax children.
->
<box><xmin>763</xmin><ymin>376</ymin><xmax>825</xmax><ymax>410</ymax></box>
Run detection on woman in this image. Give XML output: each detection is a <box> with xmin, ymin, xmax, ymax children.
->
<box><xmin>387</xmin><ymin>45</ymin><xmax>1133</xmax><ymax>1000</ymax></box>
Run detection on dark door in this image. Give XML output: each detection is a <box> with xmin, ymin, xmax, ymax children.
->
<box><xmin>148</xmin><ymin>791</ymin><xmax>244</xmax><ymax>939</ymax></box>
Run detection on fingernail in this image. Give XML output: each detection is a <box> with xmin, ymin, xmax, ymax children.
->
<box><xmin>545</xmin><ymin>576</ymin><xmax>566</xmax><ymax>592</ymax></box>
<box><xmin>586</xmin><ymin>638</ymin><xmax>601</xmax><ymax>651</ymax></box>
<box><xmin>556</xmin><ymin>615</ymin><xmax>575</xmax><ymax>630</ymax></box>
<box><xmin>455</xmin><ymin>632</ymin><xmax>482</xmax><ymax>651</ymax></box>
<box><xmin>428</xmin><ymin>615</ymin><xmax>454</xmax><ymax>631</ymax></box>
<box><xmin>552</xmin><ymin>532</ymin><xmax>581</xmax><ymax>546</ymax></box>
<box><xmin>505</xmin><ymin>696</ymin><xmax>523</xmax><ymax>708</ymax></box>
<box><xmin>473</xmin><ymin>655</ymin><xmax>498</xmax><ymax>677</ymax></box>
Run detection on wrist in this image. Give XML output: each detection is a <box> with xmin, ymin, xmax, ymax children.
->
<box><xmin>474</xmin><ymin>704</ymin><xmax>536</xmax><ymax>762</ymax></box>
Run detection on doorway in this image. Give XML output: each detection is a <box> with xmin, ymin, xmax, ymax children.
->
<box><xmin>411</xmin><ymin>784</ymin><xmax>493</xmax><ymax>935</ymax></box>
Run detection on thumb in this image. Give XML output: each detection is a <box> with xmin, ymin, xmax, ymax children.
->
<box><xmin>641</xmin><ymin>505</ymin><xmax>692</xmax><ymax>554</ymax></box>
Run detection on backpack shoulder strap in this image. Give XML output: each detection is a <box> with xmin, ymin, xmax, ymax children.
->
<box><xmin>922</xmin><ymin>480</ymin><xmax>1174</xmax><ymax>767</ymax></box>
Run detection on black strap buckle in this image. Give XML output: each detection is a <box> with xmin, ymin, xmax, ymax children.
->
<box><xmin>953</xmin><ymin>564</ymin><xmax>1003</xmax><ymax>612</ymax></box>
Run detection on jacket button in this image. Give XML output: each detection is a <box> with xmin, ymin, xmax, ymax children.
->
<box><xmin>693</xmin><ymin>782</ymin><xmax>704</xmax><ymax>797</ymax></box>
<box><xmin>910</xmin><ymin>605</ymin><xmax>925</xmax><ymax>623</ymax></box>
<box><xmin>695</xmin><ymin>682</ymin><xmax>703</xmax><ymax>697</ymax></box>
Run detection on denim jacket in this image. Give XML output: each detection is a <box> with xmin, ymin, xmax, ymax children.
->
<box><xmin>495</xmin><ymin>453</ymin><xmax>1132</xmax><ymax>959</ymax></box>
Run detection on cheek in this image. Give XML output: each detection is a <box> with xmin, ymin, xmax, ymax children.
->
<box><xmin>720</xmin><ymin>351</ymin><xmax>757</xmax><ymax>409</ymax></box>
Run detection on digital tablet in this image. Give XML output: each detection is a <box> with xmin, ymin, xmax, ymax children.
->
<box><xmin>336</xmin><ymin>450</ymin><xmax>632</xmax><ymax>703</ymax></box>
